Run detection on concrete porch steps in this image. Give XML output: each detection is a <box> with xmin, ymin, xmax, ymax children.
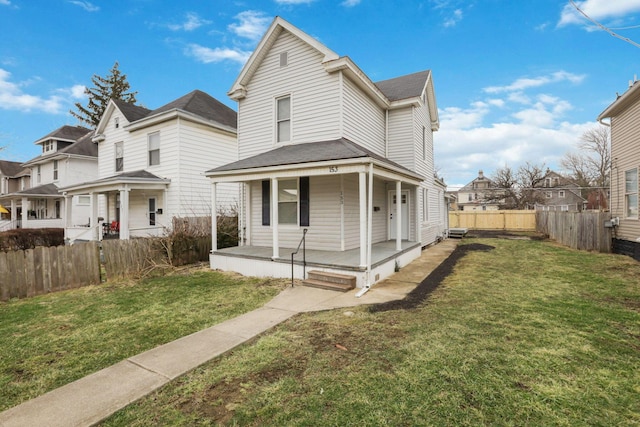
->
<box><xmin>302</xmin><ymin>270</ymin><xmax>356</xmax><ymax>292</ymax></box>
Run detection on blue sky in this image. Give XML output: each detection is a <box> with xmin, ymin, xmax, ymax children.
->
<box><xmin>1</xmin><ymin>0</ymin><xmax>640</xmax><ymax>188</ymax></box>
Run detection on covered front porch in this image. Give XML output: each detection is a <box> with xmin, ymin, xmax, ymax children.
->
<box><xmin>211</xmin><ymin>240</ymin><xmax>422</xmax><ymax>289</ymax></box>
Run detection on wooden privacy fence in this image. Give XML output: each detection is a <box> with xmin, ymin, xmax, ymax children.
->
<box><xmin>0</xmin><ymin>242</ymin><xmax>100</xmax><ymax>301</ymax></box>
<box><xmin>536</xmin><ymin>211</ymin><xmax>612</xmax><ymax>253</ymax></box>
<box><xmin>449</xmin><ymin>210</ymin><xmax>537</xmax><ymax>230</ymax></box>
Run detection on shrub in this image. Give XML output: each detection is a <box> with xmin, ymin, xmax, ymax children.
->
<box><xmin>0</xmin><ymin>228</ymin><xmax>65</xmax><ymax>251</ymax></box>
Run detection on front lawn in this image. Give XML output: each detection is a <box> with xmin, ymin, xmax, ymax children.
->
<box><xmin>102</xmin><ymin>239</ymin><xmax>640</xmax><ymax>426</ymax></box>
<box><xmin>0</xmin><ymin>269</ymin><xmax>286</xmax><ymax>412</ymax></box>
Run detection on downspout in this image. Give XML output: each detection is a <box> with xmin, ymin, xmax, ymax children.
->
<box><xmin>356</xmin><ymin>162</ymin><xmax>374</xmax><ymax>298</ymax></box>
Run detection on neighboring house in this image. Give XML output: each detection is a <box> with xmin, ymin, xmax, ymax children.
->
<box><xmin>456</xmin><ymin>170</ymin><xmax>501</xmax><ymax>211</ymax></box>
<box><xmin>206</xmin><ymin>17</ymin><xmax>447</xmax><ymax>290</ymax></box>
<box><xmin>533</xmin><ymin>170</ymin><xmax>586</xmax><ymax>212</ymax></box>
<box><xmin>597</xmin><ymin>80</ymin><xmax>640</xmax><ymax>258</ymax></box>
<box><xmin>60</xmin><ymin>90</ymin><xmax>238</xmax><ymax>241</ymax></box>
<box><xmin>0</xmin><ymin>160</ymin><xmax>29</xmax><ymax>227</ymax></box>
<box><xmin>0</xmin><ymin>126</ymin><xmax>97</xmax><ymax>232</ymax></box>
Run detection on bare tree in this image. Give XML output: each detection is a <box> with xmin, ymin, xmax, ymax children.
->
<box><xmin>561</xmin><ymin>125</ymin><xmax>610</xmax><ymax>189</ymax></box>
<box><xmin>487</xmin><ymin>162</ymin><xmax>547</xmax><ymax>209</ymax></box>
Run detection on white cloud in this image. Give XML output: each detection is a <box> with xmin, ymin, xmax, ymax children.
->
<box><xmin>184</xmin><ymin>44</ymin><xmax>251</xmax><ymax>65</ymax></box>
<box><xmin>168</xmin><ymin>12</ymin><xmax>211</xmax><ymax>32</ymax></box>
<box><xmin>0</xmin><ymin>69</ymin><xmax>66</xmax><ymax>114</ymax></box>
<box><xmin>443</xmin><ymin>9</ymin><xmax>463</xmax><ymax>28</ymax></box>
<box><xmin>483</xmin><ymin>71</ymin><xmax>586</xmax><ymax>94</ymax></box>
<box><xmin>228</xmin><ymin>11</ymin><xmax>271</xmax><ymax>41</ymax></box>
<box><xmin>558</xmin><ymin>0</ymin><xmax>640</xmax><ymax>27</ymax></box>
<box><xmin>341</xmin><ymin>0</ymin><xmax>361</xmax><ymax>6</ymax></box>
<box><xmin>0</xmin><ymin>0</ymin><xmax>11</xmax><ymax>6</ymax></box>
<box><xmin>68</xmin><ymin>1</ymin><xmax>99</xmax><ymax>12</ymax></box>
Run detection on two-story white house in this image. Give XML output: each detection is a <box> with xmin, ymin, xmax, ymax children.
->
<box><xmin>206</xmin><ymin>17</ymin><xmax>447</xmax><ymax>291</ymax></box>
<box><xmin>0</xmin><ymin>126</ymin><xmax>97</xmax><ymax>232</ymax></box>
<box><xmin>60</xmin><ymin>90</ymin><xmax>238</xmax><ymax>241</ymax></box>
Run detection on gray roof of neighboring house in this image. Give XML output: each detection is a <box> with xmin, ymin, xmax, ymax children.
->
<box><xmin>207</xmin><ymin>137</ymin><xmax>420</xmax><ymax>178</ymax></box>
<box><xmin>0</xmin><ymin>160</ymin><xmax>25</xmax><ymax>177</ymax></box>
<box><xmin>146</xmin><ymin>90</ymin><xmax>237</xmax><ymax>129</ymax></box>
<box><xmin>375</xmin><ymin>70</ymin><xmax>431</xmax><ymax>102</ymax></box>
<box><xmin>34</xmin><ymin>125</ymin><xmax>92</xmax><ymax>145</ymax></box>
<box><xmin>15</xmin><ymin>183</ymin><xmax>59</xmax><ymax>196</ymax></box>
<box><xmin>24</xmin><ymin>129</ymin><xmax>98</xmax><ymax>166</ymax></box>
<box><xmin>112</xmin><ymin>99</ymin><xmax>152</xmax><ymax>122</ymax></box>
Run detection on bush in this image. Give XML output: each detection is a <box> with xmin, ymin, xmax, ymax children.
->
<box><xmin>0</xmin><ymin>228</ymin><xmax>65</xmax><ymax>251</ymax></box>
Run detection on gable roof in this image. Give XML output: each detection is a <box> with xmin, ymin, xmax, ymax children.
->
<box><xmin>33</xmin><ymin>125</ymin><xmax>92</xmax><ymax>145</ymax></box>
<box><xmin>597</xmin><ymin>80</ymin><xmax>640</xmax><ymax>122</ymax></box>
<box><xmin>0</xmin><ymin>160</ymin><xmax>25</xmax><ymax>177</ymax></box>
<box><xmin>206</xmin><ymin>137</ymin><xmax>422</xmax><ymax>180</ymax></box>
<box><xmin>23</xmin><ymin>128</ymin><xmax>97</xmax><ymax>166</ymax></box>
<box><xmin>375</xmin><ymin>70</ymin><xmax>432</xmax><ymax>101</ymax></box>
<box><xmin>141</xmin><ymin>90</ymin><xmax>237</xmax><ymax>130</ymax></box>
<box><xmin>112</xmin><ymin>99</ymin><xmax>152</xmax><ymax>122</ymax></box>
<box><xmin>229</xmin><ymin>16</ymin><xmax>339</xmax><ymax>100</ymax></box>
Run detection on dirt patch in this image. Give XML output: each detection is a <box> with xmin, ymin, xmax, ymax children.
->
<box><xmin>465</xmin><ymin>230</ymin><xmax>547</xmax><ymax>240</ymax></box>
<box><xmin>370</xmin><ymin>243</ymin><xmax>495</xmax><ymax>312</ymax></box>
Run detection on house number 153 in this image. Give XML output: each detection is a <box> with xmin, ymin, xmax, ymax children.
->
<box><xmin>329</xmin><ymin>166</ymin><xmax>339</xmax><ymax>173</ymax></box>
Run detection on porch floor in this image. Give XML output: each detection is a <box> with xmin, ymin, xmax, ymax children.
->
<box><xmin>213</xmin><ymin>240</ymin><xmax>421</xmax><ymax>271</ymax></box>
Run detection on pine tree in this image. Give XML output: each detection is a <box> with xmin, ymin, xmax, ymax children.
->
<box><xmin>70</xmin><ymin>61</ymin><xmax>138</xmax><ymax>127</ymax></box>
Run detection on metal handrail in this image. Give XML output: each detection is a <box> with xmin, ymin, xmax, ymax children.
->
<box><xmin>290</xmin><ymin>228</ymin><xmax>308</xmax><ymax>287</ymax></box>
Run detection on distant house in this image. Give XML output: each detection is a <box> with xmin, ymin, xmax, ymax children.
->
<box><xmin>0</xmin><ymin>160</ymin><xmax>29</xmax><ymax>226</ymax></box>
<box><xmin>0</xmin><ymin>126</ymin><xmax>97</xmax><ymax>232</ymax></box>
<box><xmin>533</xmin><ymin>170</ymin><xmax>586</xmax><ymax>212</ymax></box>
<box><xmin>60</xmin><ymin>90</ymin><xmax>238</xmax><ymax>241</ymax></box>
<box><xmin>456</xmin><ymin>170</ymin><xmax>501</xmax><ymax>211</ymax></box>
<box><xmin>597</xmin><ymin>80</ymin><xmax>640</xmax><ymax>258</ymax></box>
<box><xmin>206</xmin><ymin>17</ymin><xmax>447</xmax><ymax>290</ymax></box>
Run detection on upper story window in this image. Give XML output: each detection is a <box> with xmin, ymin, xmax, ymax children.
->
<box><xmin>114</xmin><ymin>117</ymin><xmax>120</xmax><ymax>129</ymax></box>
<box><xmin>558</xmin><ymin>190</ymin><xmax>565</xmax><ymax>198</ymax></box>
<box><xmin>625</xmin><ymin>168</ymin><xmax>638</xmax><ymax>218</ymax></box>
<box><xmin>53</xmin><ymin>160</ymin><xmax>58</xmax><ymax>181</ymax></box>
<box><xmin>148</xmin><ymin>132</ymin><xmax>160</xmax><ymax>166</ymax></box>
<box><xmin>545</xmin><ymin>191</ymin><xmax>552</xmax><ymax>199</ymax></box>
<box><xmin>276</xmin><ymin>96</ymin><xmax>291</xmax><ymax>143</ymax></box>
<box><xmin>544</xmin><ymin>178</ymin><xmax>551</xmax><ymax>187</ymax></box>
<box><xmin>37</xmin><ymin>165</ymin><xmax>41</xmax><ymax>184</ymax></box>
<box><xmin>115</xmin><ymin>141</ymin><xmax>124</xmax><ymax>172</ymax></box>
<box><xmin>422</xmin><ymin>126</ymin><xmax>426</xmax><ymax>160</ymax></box>
<box><xmin>43</xmin><ymin>140</ymin><xmax>55</xmax><ymax>154</ymax></box>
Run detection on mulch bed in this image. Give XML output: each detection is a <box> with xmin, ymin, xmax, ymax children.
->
<box><xmin>369</xmin><ymin>243</ymin><xmax>495</xmax><ymax>312</ymax></box>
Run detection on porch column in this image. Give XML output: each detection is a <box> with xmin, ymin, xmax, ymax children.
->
<box><xmin>10</xmin><ymin>199</ymin><xmax>17</xmax><ymax>224</ymax></box>
<box><xmin>89</xmin><ymin>192</ymin><xmax>99</xmax><ymax>241</ymax></box>
<box><xmin>63</xmin><ymin>193</ymin><xmax>71</xmax><ymax>241</ymax></box>
<box><xmin>359</xmin><ymin>171</ymin><xmax>367</xmax><ymax>268</ymax></box>
<box><xmin>396</xmin><ymin>180</ymin><xmax>402</xmax><ymax>251</ymax></box>
<box><xmin>211</xmin><ymin>182</ymin><xmax>217</xmax><ymax>252</ymax></box>
<box><xmin>245</xmin><ymin>183</ymin><xmax>251</xmax><ymax>246</ymax></box>
<box><xmin>21</xmin><ymin>197</ymin><xmax>28</xmax><ymax>227</ymax></box>
<box><xmin>271</xmin><ymin>178</ymin><xmax>279</xmax><ymax>259</ymax></box>
<box><xmin>238</xmin><ymin>183</ymin><xmax>244</xmax><ymax>247</ymax></box>
<box><xmin>119</xmin><ymin>187</ymin><xmax>130</xmax><ymax>240</ymax></box>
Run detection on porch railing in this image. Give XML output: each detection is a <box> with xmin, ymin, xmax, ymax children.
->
<box><xmin>291</xmin><ymin>228</ymin><xmax>308</xmax><ymax>287</ymax></box>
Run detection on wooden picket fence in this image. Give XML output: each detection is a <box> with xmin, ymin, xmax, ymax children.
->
<box><xmin>536</xmin><ymin>211</ymin><xmax>612</xmax><ymax>253</ymax></box>
<box><xmin>0</xmin><ymin>242</ymin><xmax>100</xmax><ymax>301</ymax></box>
<box><xmin>449</xmin><ymin>210</ymin><xmax>537</xmax><ymax>230</ymax></box>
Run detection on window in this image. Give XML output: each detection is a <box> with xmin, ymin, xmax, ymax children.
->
<box><xmin>114</xmin><ymin>117</ymin><xmax>119</xmax><ymax>129</ymax></box>
<box><xmin>279</xmin><ymin>52</ymin><xmax>288</xmax><ymax>67</ymax></box>
<box><xmin>55</xmin><ymin>200</ymin><xmax>61</xmax><ymax>219</ymax></box>
<box><xmin>43</xmin><ymin>140</ymin><xmax>54</xmax><ymax>153</ymax></box>
<box><xmin>561</xmin><ymin>205</ymin><xmax>569</xmax><ymax>212</ymax></box>
<box><xmin>261</xmin><ymin>177</ymin><xmax>310</xmax><ymax>226</ymax></box>
<box><xmin>423</xmin><ymin>188</ymin><xmax>428</xmax><ymax>221</ymax></box>
<box><xmin>77</xmin><ymin>195</ymin><xmax>90</xmax><ymax>205</ymax></box>
<box><xmin>37</xmin><ymin>165</ymin><xmax>41</xmax><ymax>184</ymax></box>
<box><xmin>545</xmin><ymin>191</ymin><xmax>552</xmax><ymax>199</ymax></box>
<box><xmin>422</xmin><ymin>126</ymin><xmax>426</xmax><ymax>160</ymax></box>
<box><xmin>544</xmin><ymin>178</ymin><xmax>551</xmax><ymax>187</ymax></box>
<box><xmin>115</xmin><ymin>141</ymin><xmax>124</xmax><ymax>172</ymax></box>
<box><xmin>53</xmin><ymin>160</ymin><xmax>58</xmax><ymax>181</ymax></box>
<box><xmin>276</xmin><ymin>96</ymin><xmax>291</xmax><ymax>143</ymax></box>
<box><xmin>625</xmin><ymin>168</ymin><xmax>638</xmax><ymax>218</ymax></box>
<box><xmin>148</xmin><ymin>132</ymin><xmax>160</xmax><ymax>166</ymax></box>
<box><xmin>149</xmin><ymin>198</ymin><xmax>156</xmax><ymax>226</ymax></box>
<box><xmin>558</xmin><ymin>190</ymin><xmax>565</xmax><ymax>198</ymax></box>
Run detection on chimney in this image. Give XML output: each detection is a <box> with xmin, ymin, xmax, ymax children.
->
<box><xmin>478</xmin><ymin>170</ymin><xmax>484</xmax><ymax>178</ymax></box>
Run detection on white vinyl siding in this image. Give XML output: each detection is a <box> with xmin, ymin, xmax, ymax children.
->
<box><xmin>387</xmin><ymin>108</ymin><xmax>415</xmax><ymax>170</ymax></box>
<box><xmin>342</xmin><ymin>77</ymin><xmax>386</xmax><ymax>157</ymax></box>
<box><xmin>238</xmin><ymin>30</ymin><xmax>341</xmax><ymax>159</ymax></box>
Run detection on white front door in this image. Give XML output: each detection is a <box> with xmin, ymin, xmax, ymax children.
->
<box><xmin>389</xmin><ymin>190</ymin><xmax>409</xmax><ymax>240</ymax></box>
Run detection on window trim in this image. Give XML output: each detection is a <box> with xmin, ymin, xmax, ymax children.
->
<box><xmin>261</xmin><ymin>177</ymin><xmax>310</xmax><ymax>227</ymax></box>
<box><xmin>625</xmin><ymin>168</ymin><xmax>638</xmax><ymax>219</ymax></box>
<box><xmin>148</xmin><ymin>132</ymin><xmax>160</xmax><ymax>166</ymax></box>
<box><xmin>558</xmin><ymin>190</ymin><xmax>565</xmax><ymax>198</ymax></box>
<box><xmin>115</xmin><ymin>141</ymin><xmax>124</xmax><ymax>172</ymax></box>
<box><xmin>53</xmin><ymin>160</ymin><xmax>58</xmax><ymax>181</ymax></box>
<box><xmin>275</xmin><ymin>95</ymin><xmax>291</xmax><ymax>144</ymax></box>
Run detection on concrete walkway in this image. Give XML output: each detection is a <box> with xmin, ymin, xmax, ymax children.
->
<box><xmin>0</xmin><ymin>239</ymin><xmax>458</xmax><ymax>427</ymax></box>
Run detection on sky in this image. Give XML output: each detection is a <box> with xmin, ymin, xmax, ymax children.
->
<box><xmin>1</xmin><ymin>0</ymin><xmax>640</xmax><ymax>189</ymax></box>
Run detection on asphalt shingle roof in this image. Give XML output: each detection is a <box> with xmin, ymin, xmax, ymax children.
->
<box><xmin>112</xmin><ymin>100</ymin><xmax>152</xmax><ymax>122</ymax></box>
<box><xmin>0</xmin><ymin>160</ymin><xmax>24</xmax><ymax>177</ymax></box>
<box><xmin>375</xmin><ymin>70</ymin><xmax>431</xmax><ymax>102</ymax></box>
<box><xmin>34</xmin><ymin>125</ymin><xmax>92</xmax><ymax>144</ymax></box>
<box><xmin>147</xmin><ymin>90</ymin><xmax>237</xmax><ymax>129</ymax></box>
<box><xmin>16</xmin><ymin>183</ymin><xmax>59</xmax><ymax>196</ymax></box>
<box><xmin>207</xmin><ymin>138</ymin><xmax>419</xmax><ymax>178</ymax></box>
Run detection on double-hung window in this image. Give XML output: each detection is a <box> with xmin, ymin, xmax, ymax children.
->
<box><xmin>276</xmin><ymin>96</ymin><xmax>291</xmax><ymax>143</ymax></box>
<box><xmin>262</xmin><ymin>177</ymin><xmax>309</xmax><ymax>226</ymax></box>
<box><xmin>625</xmin><ymin>168</ymin><xmax>638</xmax><ymax>218</ymax></box>
<box><xmin>115</xmin><ymin>141</ymin><xmax>124</xmax><ymax>172</ymax></box>
<box><xmin>148</xmin><ymin>132</ymin><xmax>160</xmax><ymax>166</ymax></box>
<box><xmin>53</xmin><ymin>160</ymin><xmax>58</xmax><ymax>181</ymax></box>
